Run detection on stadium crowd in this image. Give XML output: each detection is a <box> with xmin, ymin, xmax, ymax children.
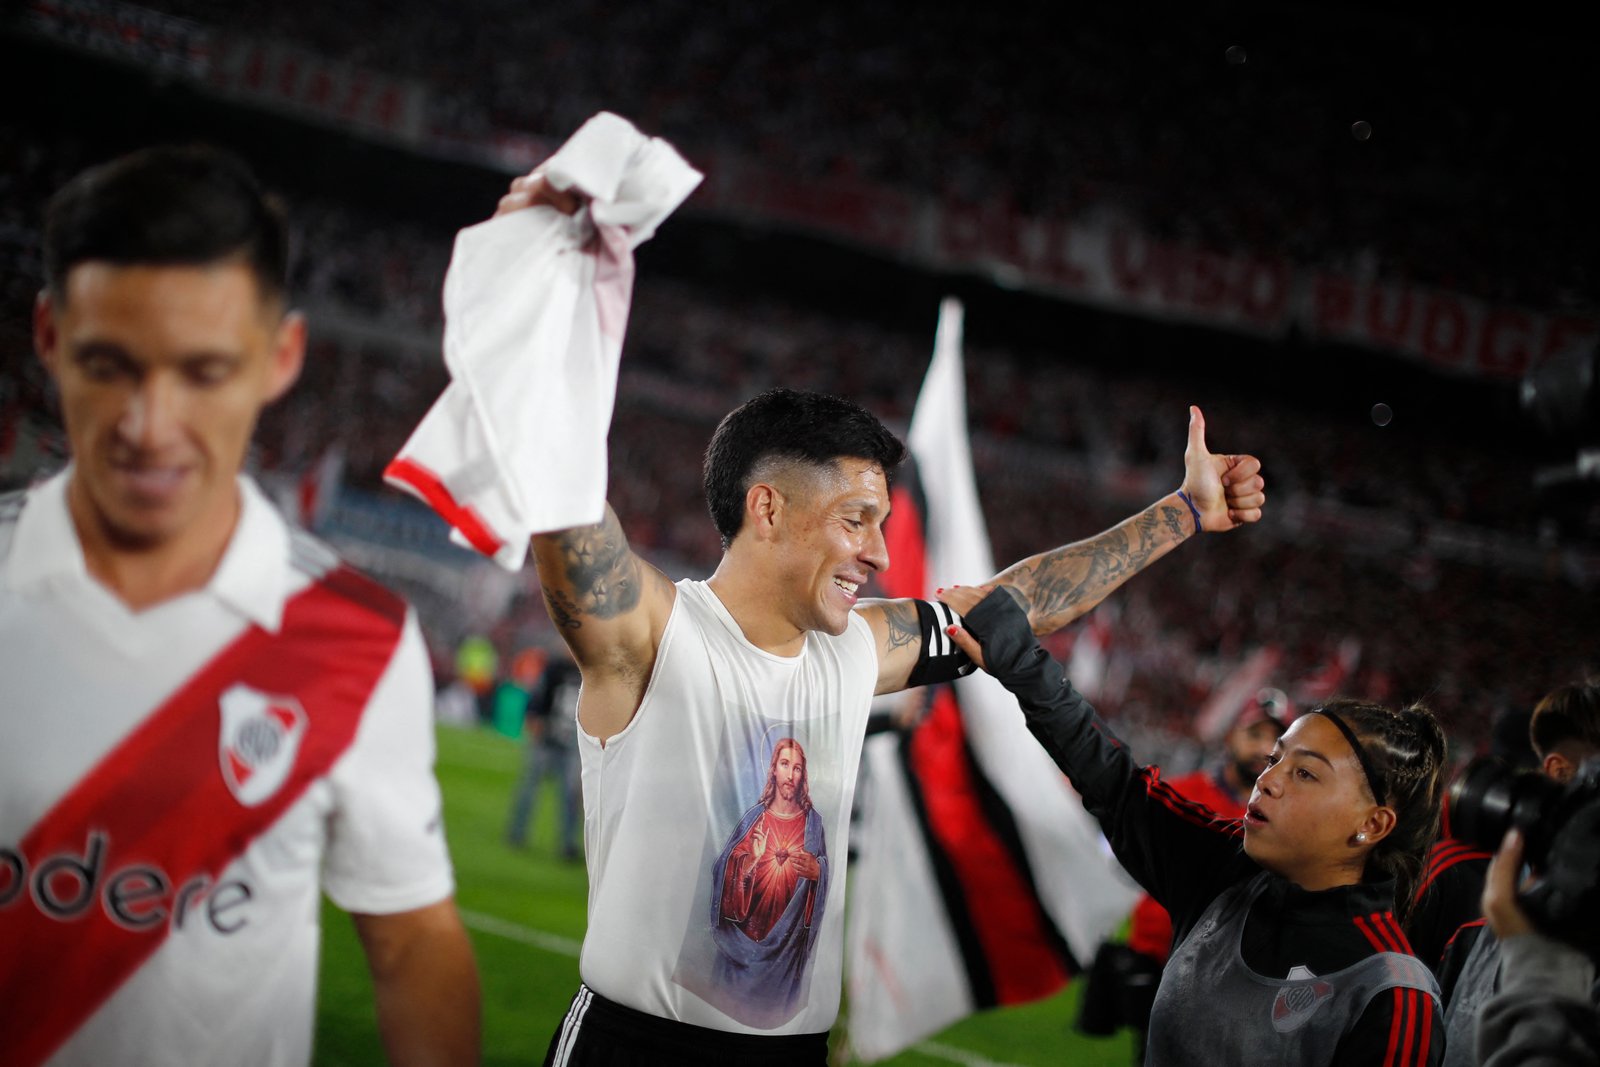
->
<box><xmin>109</xmin><ymin>0</ymin><xmax>1597</xmax><ymax>312</ymax></box>
<box><xmin>2</xmin><ymin>32</ymin><xmax>1596</xmax><ymax>773</ymax></box>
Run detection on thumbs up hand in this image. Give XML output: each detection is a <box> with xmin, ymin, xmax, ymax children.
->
<box><xmin>1181</xmin><ymin>405</ymin><xmax>1265</xmax><ymax>533</ymax></box>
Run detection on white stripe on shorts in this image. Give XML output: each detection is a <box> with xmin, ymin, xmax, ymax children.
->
<box><xmin>552</xmin><ymin>985</ymin><xmax>594</xmax><ymax>1067</ymax></box>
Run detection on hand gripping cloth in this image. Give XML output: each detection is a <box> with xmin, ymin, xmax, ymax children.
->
<box><xmin>385</xmin><ymin>112</ymin><xmax>702</xmax><ymax>569</ymax></box>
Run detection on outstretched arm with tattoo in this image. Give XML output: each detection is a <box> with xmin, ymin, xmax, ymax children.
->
<box><xmin>864</xmin><ymin>405</ymin><xmax>1263</xmax><ymax>693</ymax></box>
<box><xmin>530</xmin><ymin>505</ymin><xmax>677</xmax><ymax>742</ymax></box>
<box><xmin>990</xmin><ymin>405</ymin><xmax>1261</xmax><ymax>635</ymax></box>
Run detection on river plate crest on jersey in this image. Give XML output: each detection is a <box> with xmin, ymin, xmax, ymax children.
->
<box><xmin>1271</xmin><ymin>964</ymin><xmax>1336</xmax><ymax>1033</ymax></box>
<box><xmin>218</xmin><ymin>685</ymin><xmax>307</xmax><ymax>807</ymax></box>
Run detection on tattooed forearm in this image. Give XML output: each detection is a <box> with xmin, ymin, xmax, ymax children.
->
<box><xmin>550</xmin><ymin>509</ymin><xmax>643</xmax><ymax>620</ymax></box>
<box><xmin>1159</xmin><ymin>502</ymin><xmax>1188</xmax><ymax>542</ymax></box>
<box><xmin>881</xmin><ymin>600</ymin><xmax>921</xmax><ymax>653</ymax></box>
<box><xmin>996</xmin><ymin>501</ymin><xmax>1188</xmax><ymax>635</ymax></box>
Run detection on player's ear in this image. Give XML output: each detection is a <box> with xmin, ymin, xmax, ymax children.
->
<box><xmin>746</xmin><ymin>483</ymin><xmax>785</xmax><ymax>541</ymax></box>
<box><xmin>34</xmin><ymin>290</ymin><xmax>62</xmax><ymax>382</ymax></box>
<box><xmin>264</xmin><ymin>310</ymin><xmax>306</xmax><ymax>403</ymax></box>
<box><xmin>1543</xmin><ymin>751</ymin><xmax>1575</xmax><ymax>784</ymax></box>
<box><xmin>1356</xmin><ymin>805</ymin><xmax>1397</xmax><ymax>847</ymax></box>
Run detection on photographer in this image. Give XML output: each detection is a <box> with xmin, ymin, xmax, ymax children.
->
<box><xmin>1475</xmin><ymin>828</ymin><xmax>1600</xmax><ymax>1065</ymax></box>
<box><xmin>1441</xmin><ymin>679</ymin><xmax>1600</xmax><ymax>1067</ymax></box>
<box><xmin>1408</xmin><ymin>709</ymin><xmax>1535</xmax><ymax>974</ymax></box>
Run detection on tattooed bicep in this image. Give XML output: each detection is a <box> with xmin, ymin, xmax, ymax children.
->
<box><xmin>879</xmin><ymin>600</ymin><xmax>921</xmax><ymax>652</ymax></box>
<box><xmin>539</xmin><ymin>510</ymin><xmax>654</xmax><ymax>622</ymax></box>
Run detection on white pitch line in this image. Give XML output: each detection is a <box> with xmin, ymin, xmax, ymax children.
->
<box><xmin>910</xmin><ymin>1040</ymin><xmax>1029</xmax><ymax>1067</ymax></box>
<box><xmin>458</xmin><ymin>908</ymin><xmax>583</xmax><ymax>958</ymax></box>
<box><xmin>459</xmin><ymin>910</ymin><xmax>1029</xmax><ymax>1067</ymax></box>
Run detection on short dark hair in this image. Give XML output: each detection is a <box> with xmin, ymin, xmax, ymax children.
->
<box><xmin>43</xmin><ymin>144</ymin><xmax>289</xmax><ymax>307</ymax></box>
<box><xmin>1530</xmin><ymin>678</ymin><xmax>1600</xmax><ymax>758</ymax></box>
<box><xmin>702</xmin><ymin>388</ymin><xmax>907</xmax><ymax>550</ymax></box>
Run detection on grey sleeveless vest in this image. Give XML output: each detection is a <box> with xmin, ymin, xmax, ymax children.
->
<box><xmin>1440</xmin><ymin>928</ymin><xmax>1499</xmax><ymax>1067</ymax></box>
<box><xmin>1146</xmin><ymin>872</ymin><xmax>1441</xmax><ymax>1065</ymax></box>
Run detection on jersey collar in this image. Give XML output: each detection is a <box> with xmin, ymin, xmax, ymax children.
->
<box><xmin>211</xmin><ymin>476</ymin><xmax>292</xmax><ymax>632</ymax></box>
<box><xmin>8</xmin><ymin>468</ymin><xmax>291</xmax><ymax>632</ymax></box>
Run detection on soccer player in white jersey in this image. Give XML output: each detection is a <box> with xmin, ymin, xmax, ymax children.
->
<box><xmin>0</xmin><ymin>146</ymin><xmax>480</xmax><ymax>1067</ymax></box>
<box><xmin>491</xmin><ymin>176</ymin><xmax>1268</xmax><ymax>1066</ymax></box>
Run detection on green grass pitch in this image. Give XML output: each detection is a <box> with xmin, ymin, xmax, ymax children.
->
<box><xmin>312</xmin><ymin>724</ymin><xmax>1137</xmax><ymax>1066</ymax></box>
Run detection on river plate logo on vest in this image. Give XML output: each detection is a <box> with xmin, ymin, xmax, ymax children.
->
<box><xmin>218</xmin><ymin>685</ymin><xmax>308</xmax><ymax>807</ymax></box>
<box><xmin>1271</xmin><ymin>965</ymin><xmax>1335</xmax><ymax>1033</ymax></box>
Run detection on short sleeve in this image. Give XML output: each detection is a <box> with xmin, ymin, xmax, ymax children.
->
<box><xmin>320</xmin><ymin>610</ymin><xmax>456</xmax><ymax>913</ymax></box>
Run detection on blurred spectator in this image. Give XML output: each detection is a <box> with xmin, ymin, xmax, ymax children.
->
<box><xmin>504</xmin><ymin>643</ymin><xmax>584</xmax><ymax>861</ymax></box>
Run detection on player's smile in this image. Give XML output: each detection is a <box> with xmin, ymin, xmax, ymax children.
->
<box><xmin>786</xmin><ymin>459</ymin><xmax>889</xmax><ymax>638</ymax></box>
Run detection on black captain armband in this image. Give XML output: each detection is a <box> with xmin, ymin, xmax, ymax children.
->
<box><xmin>905</xmin><ymin>599</ymin><xmax>978</xmax><ymax>689</ymax></box>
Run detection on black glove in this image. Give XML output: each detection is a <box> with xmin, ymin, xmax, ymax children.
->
<box><xmin>963</xmin><ymin>588</ymin><xmax>1072</xmax><ymax>713</ymax></box>
<box><xmin>962</xmin><ymin>589</ymin><xmax>1112</xmax><ymax>796</ymax></box>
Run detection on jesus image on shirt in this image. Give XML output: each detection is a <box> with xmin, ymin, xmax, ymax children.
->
<box><xmin>707</xmin><ymin>736</ymin><xmax>829</xmax><ymax>1028</ymax></box>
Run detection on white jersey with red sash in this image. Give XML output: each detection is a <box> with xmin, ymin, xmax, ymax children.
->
<box><xmin>0</xmin><ymin>472</ymin><xmax>454</xmax><ymax>1067</ymax></box>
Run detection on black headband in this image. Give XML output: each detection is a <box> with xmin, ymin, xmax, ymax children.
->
<box><xmin>1313</xmin><ymin>709</ymin><xmax>1387</xmax><ymax>804</ymax></box>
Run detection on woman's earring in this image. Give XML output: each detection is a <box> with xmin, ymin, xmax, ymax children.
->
<box><xmin>1355</xmin><ymin>832</ymin><xmax>1367</xmax><ymax>843</ymax></box>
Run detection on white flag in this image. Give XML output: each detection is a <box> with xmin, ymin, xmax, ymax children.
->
<box><xmin>845</xmin><ymin>299</ymin><xmax>1139</xmax><ymax>1061</ymax></box>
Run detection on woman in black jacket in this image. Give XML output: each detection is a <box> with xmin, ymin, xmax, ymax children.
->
<box><xmin>939</xmin><ymin>584</ymin><xmax>1447</xmax><ymax>1066</ymax></box>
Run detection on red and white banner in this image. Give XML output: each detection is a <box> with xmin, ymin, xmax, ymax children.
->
<box><xmin>207</xmin><ymin>37</ymin><xmax>428</xmax><ymax>142</ymax></box>
<box><xmin>22</xmin><ymin>0</ymin><xmax>213</xmax><ymax>75</ymax></box>
<box><xmin>844</xmin><ymin>299</ymin><xmax>1139</xmax><ymax>1061</ymax></box>
<box><xmin>696</xmin><ymin>166</ymin><xmax>1600</xmax><ymax>384</ymax></box>
<box><xmin>700</xmin><ymin>154</ymin><xmax>922</xmax><ymax>254</ymax></box>
<box><xmin>28</xmin><ymin>2</ymin><xmax>1592</xmax><ymax>381</ymax></box>
<box><xmin>1302</xmin><ymin>272</ymin><xmax>1598</xmax><ymax>380</ymax></box>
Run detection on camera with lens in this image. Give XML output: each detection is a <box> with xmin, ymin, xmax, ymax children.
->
<box><xmin>1448</xmin><ymin>755</ymin><xmax>1600</xmax><ymax>954</ymax></box>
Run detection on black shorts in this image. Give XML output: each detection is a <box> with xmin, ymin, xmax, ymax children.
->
<box><xmin>542</xmin><ymin>984</ymin><xmax>830</xmax><ymax>1067</ymax></box>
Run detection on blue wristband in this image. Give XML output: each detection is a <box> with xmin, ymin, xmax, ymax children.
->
<box><xmin>1176</xmin><ymin>490</ymin><xmax>1203</xmax><ymax>534</ymax></box>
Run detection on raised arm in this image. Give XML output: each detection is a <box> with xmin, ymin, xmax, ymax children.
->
<box><xmin>494</xmin><ymin>175</ymin><xmax>678</xmax><ymax>742</ymax></box>
<box><xmin>865</xmin><ymin>406</ymin><xmax>1263</xmax><ymax>693</ymax></box>
<box><xmin>531</xmin><ymin>507</ymin><xmax>676</xmax><ymax>742</ymax></box>
<box><xmin>990</xmin><ymin>405</ymin><xmax>1262</xmax><ymax>635</ymax></box>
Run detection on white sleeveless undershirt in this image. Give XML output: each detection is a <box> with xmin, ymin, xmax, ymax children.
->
<box><xmin>576</xmin><ymin>579</ymin><xmax>878</xmax><ymax>1035</ymax></box>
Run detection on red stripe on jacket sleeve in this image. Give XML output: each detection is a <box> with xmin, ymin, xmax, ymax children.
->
<box><xmin>1441</xmin><ymin>917</ymin><xmax>1486</xmax><ymax>957</ymax></box>
<box><xmin>1141</xmin><ymin>768</ymin><xmax>1246</xmax><ymax>838</ymax></box>
<box><xmin>1415</xmin><ymin>839</ymin><xmax>1493</xmax><ymax>898</ymax></box>
<box><xmin>1383</xmin><ymin>987</ymin><xmax>1406</xmax><ymax>1066</ymax></box>
<box><xmin>1415</xmin><ymin>989</ymin><xmax>1435</xmax><ymax>1063</ymax></box>
<box><xmin>1352</xmin><ymin>914</ymin><xmax>1395</xmax><ymax>954</ymax></box>
<box><xmin>1379</xmin><ymin>912</ymin><xmax>1417</xmax><ymax>956</ymax></box>
<box><xmin>1402</xmin><ymin>988</ymin><xmax>1422</xmax><ymax>1064</ymax></box>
